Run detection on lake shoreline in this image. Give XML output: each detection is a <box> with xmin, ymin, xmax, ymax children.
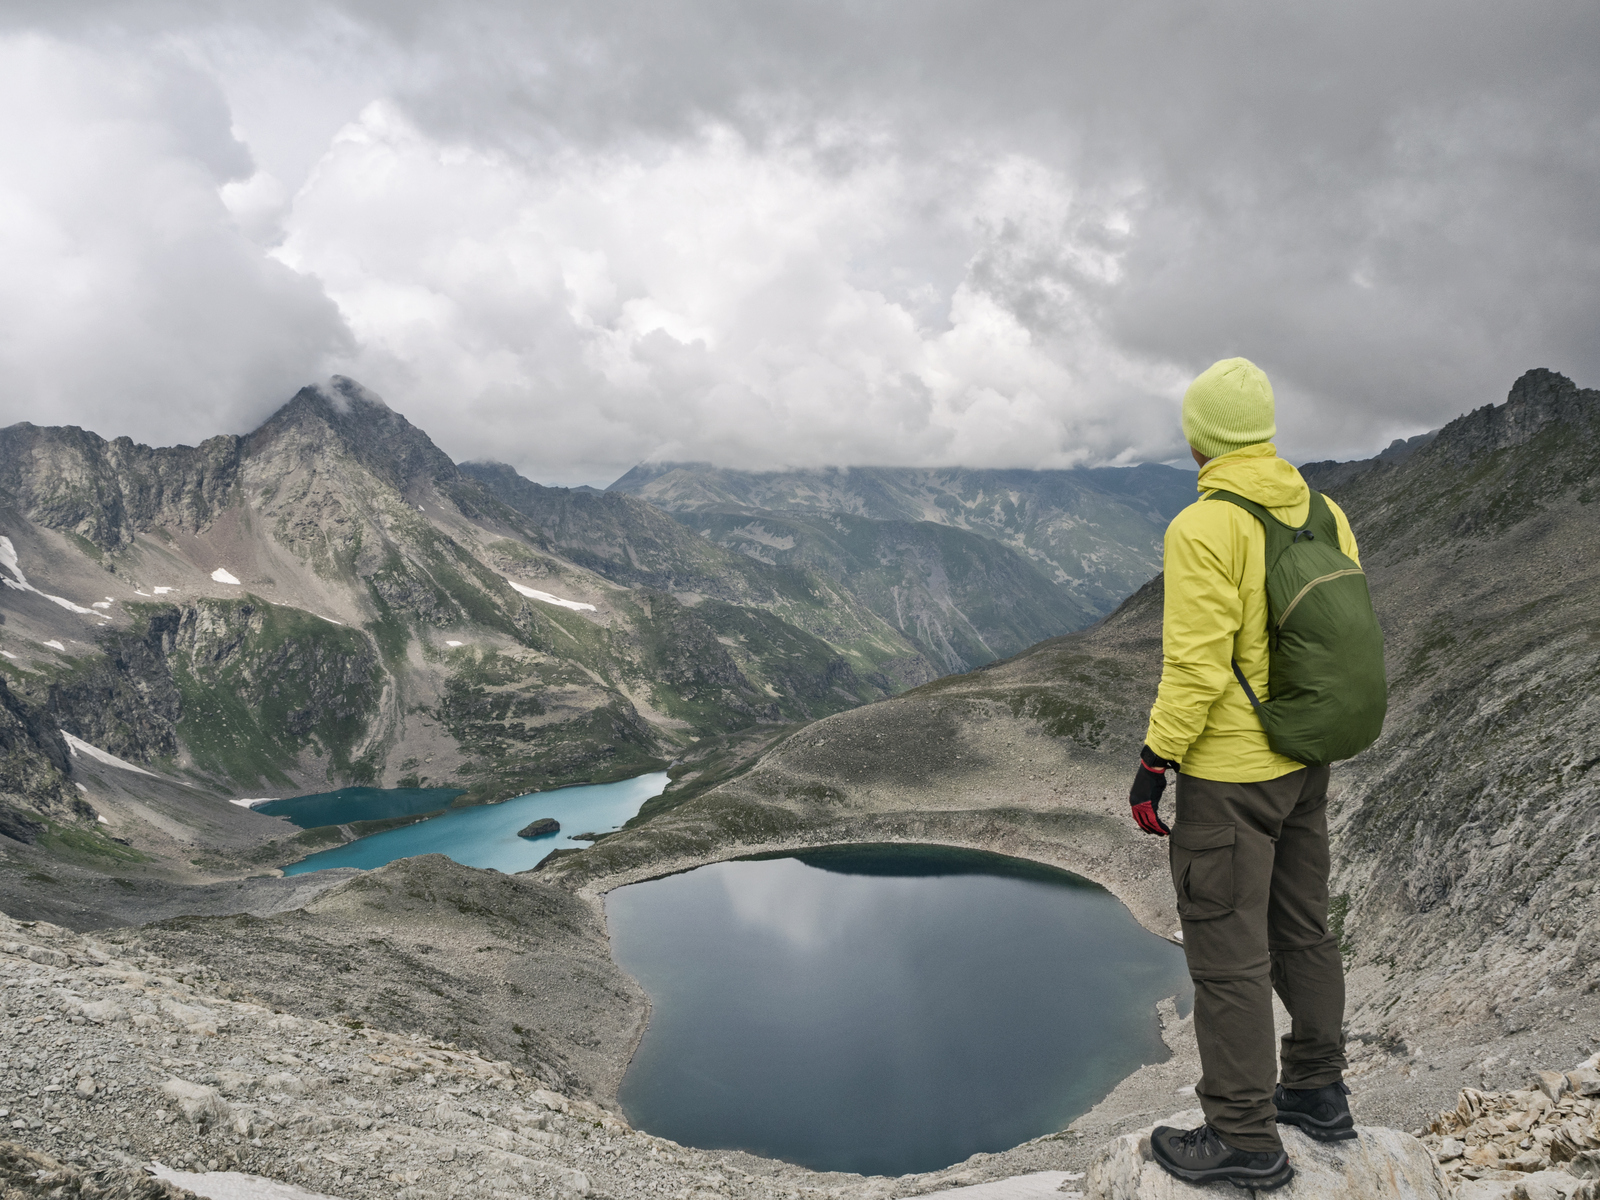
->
<box><xmin>280</xmin><ymin>771</ymin><xmax>672</xmax><ymax>875</ymax></box>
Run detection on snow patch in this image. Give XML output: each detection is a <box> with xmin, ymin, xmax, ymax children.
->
<box><xmin>76</xmin><ymin>783</ymin><xmax>89</xmax><ymax>793</ymax></box>
<box><xmin>92</xmin><ymin>601</ymin><xmax>112</xmax><ymax>609</ymax></box>
<box><xmin>229</xmin><ymin>797</ymin><xmax>275</xmax><ymax>809</ymax></box>
<box><xmin>62</xmin><ymin>732</ymin><xmax>156</xmax><ymax>777</ymax></box>
<box><xmin>149</xmin><ymin>1164</ymin><xmax>339</xmax><ymax>1200</ymax></box>
<box><xmin>504</xmin><ymin>578</ymin><xmax>598</xmax><ymax>611</ymax></box>
<box><xmin>0</xmin><ymin>535</ymin><xmax>97</xmax><ymax>614</ymax></box>
<box><xmin>153</xmin><ymin>586</ymin><xmax>173</xmax><ymax>594</ymax></box>
<box><xmin>0</xmin><ymin>651</ymin><xmax>14</xmax><ymax>660</ymax></box>
<box><xmin>135</xmin><ymin>590</ymin><xmax>151</xmax><ymax>596</ymax></box>
<box><xmin>43</xmin><ymin>640</ymin><xmax>65</xmax><ymax>651</ymax></box>
<box><xmin>445</xmin><ymin>640</ymin><xmax>464</xmax><ymax>647</ymax></box>
<box><xmin>211</xmin><ymin>568</ymin><xmax>241</xmax><ymax>585</ymax></box>
<box><xmin>97</xmin><ymin>815</ymin><xmax>108</xmax><ymax>824</ymax></box>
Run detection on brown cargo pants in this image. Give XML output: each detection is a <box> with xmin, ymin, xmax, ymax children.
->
<box><xmin>1169</xmin><ymin>765</ymin><xmax>1347</xmax><ymax>1152</ymax></box>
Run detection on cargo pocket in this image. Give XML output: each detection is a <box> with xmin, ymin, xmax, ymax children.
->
<box><xmin>1170</xmin><ymin>822</ymin><xmax>1236</xmax><ymax>921</ymax></box>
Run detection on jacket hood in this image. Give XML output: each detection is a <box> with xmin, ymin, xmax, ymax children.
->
<box><xmin>1195</xmin><ymin>443</ymin><xmax>1309</xmax><ymax>510</ymax></box>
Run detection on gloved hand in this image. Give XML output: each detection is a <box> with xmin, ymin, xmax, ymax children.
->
<box><xmin>1129</xmin><ymin>744</ymin><xmax>1178</xmax><ymax>836</ymax></box>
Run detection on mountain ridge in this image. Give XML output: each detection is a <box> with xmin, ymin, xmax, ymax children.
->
<box><xmin>608</xmin><ymin>460</ymin><xmax>1198</xmax><ymax>620</ymax></box>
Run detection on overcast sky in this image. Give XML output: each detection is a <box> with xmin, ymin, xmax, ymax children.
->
<box><xmin>0</xmin><ymin>2</ymin><xmax>1594</xmax><ymax>485</ymax></box>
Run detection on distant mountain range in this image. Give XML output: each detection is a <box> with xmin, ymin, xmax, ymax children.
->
<box><xmin>0</xmin><ymin>377</ymin><xmax>1192</xmax><ymax>866</ymax></box>
<box><xmin>610</xmin><ymin>461</ymin><xmax>1197</xmax><ymax>627</ymax></box>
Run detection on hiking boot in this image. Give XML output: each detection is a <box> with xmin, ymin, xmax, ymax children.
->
<box><xmin>1274</xmin><ymin>1080</ymin><xmax>1357</xmax><ymax>1142</ymax></box>
<box><xmin>1149</xmin><ymin>1122</ymin><xmax>1293</xmax><ymax>1190</ymax></box>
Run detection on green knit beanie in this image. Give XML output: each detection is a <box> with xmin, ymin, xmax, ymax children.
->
<box><xmin>1182</xmin><ymin>357</ymin><xmax>1276</xmax><ymax>459</ymax></box>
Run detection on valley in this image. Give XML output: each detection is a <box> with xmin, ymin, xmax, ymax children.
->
<box><xmin>0</xmin><ymin>368</ymin><xmax>1596</xmax><ymax>1200</ymax></box>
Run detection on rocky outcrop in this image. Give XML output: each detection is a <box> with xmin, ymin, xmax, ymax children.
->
<box><xmin>0</xmin><ymin>673</ymin><xmax>88</xmax><ymax>831</ymax></box>
<box><xmin>1083</xmin><ymin>1110</ymin><xmax>1448</xmax><ymax>1199</ymax></box>
<box><xmin>7</xmin><ymin>599</ymin><xmax>384</xmax><ymax>785</ymax></box>
<box><xmin>0</xmin><ymin>423</ymin><xmax>243</xmax><ymax>551</ymax></box>
<box><xmin>518</xmin><ymin>817</ymin><xmax>560</xmax><ymax>838</ymax></box>
<box><xmin>32</xmin><ymin>613</ymin><xmax>184</xmax><ymax>764</ymax></box>
<box><xmin>1420</xmin><ymin>1053</ymin><xmax>1600</xmax><ymax>1197</ymax></box>
<box><xmin>0</xmin><ymin>1140</ymin><xmax>195</xmax><ymax>1199</ymax></box>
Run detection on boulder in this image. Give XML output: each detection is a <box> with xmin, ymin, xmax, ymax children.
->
<box><xmin>159</xmin><ymin>1077</ymin><xmax>232</xmax><ymax>1126</ymax></box>
<box><xmin>1084</xmin><ymin>1109</ymin><xmax>1449</xmax><ymax>1199</ymax></box>
<box><xmin>517</xmin><ymin>818</ymin><xmax>560</xmax><ymax>838</ymax></box>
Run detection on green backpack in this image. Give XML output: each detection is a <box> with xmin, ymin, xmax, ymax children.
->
<box><xmin>1207</xmin><ymin>488</ymin><xmax>1387</xmax><ymax>766</ymax></box>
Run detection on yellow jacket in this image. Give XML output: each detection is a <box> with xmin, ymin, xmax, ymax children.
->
<box><xmin>1144</xmin><ymin>443</ymin><xmax>1360</xmax><ymax>782</ymax></box>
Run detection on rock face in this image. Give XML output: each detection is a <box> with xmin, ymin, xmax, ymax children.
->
<box><xmin>0</xmin><ymin>673</ymin><xmax>88</xmax><ymax>832</ymax></box>
<box><xmin>1083</xmin><ymin>1110</ymin><xmax>1448</xmax><ymax>1199</ymax></box>
<box><xmin>518</xmin><ymin>817</ymin><xmax>560</xmax><ymax>838</ymax></box>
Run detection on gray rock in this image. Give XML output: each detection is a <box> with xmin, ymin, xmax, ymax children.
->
<box><xmin>554</xmin><ymin>1166</ymin><xmax>591</xmax><ymax>1196</ymax></box>
<box><xmin>158</xmin><ymin>1078</ymin><xmax>231</xmax><ymax>1126</ymax></box>
<box><xmin>517</xmin><ymin>818</ymin><xmax>560</xmax><ymax>839</ymax></box>
<box><xmin>1511</xmin><ymin>1172</ymin><xmax>1599</xmax><ymax>1200</ymax></box>
<box><xmin>1084</xmin><ymin>1110</ymin><xmax>1449</xmax><ymax>1199</ymax></box>
<box><xmin>1567</xmin><ymin>1067</ymin><xmax>1600</xmax><ymax>1097</ymax></box>
<box><xmin>1539</xmin><ymin>1072</ymin><xmax>1571</xmax><ymax>1103</ymax></box>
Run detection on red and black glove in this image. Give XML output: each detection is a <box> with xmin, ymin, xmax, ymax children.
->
<box><xmin>1129</xmin><ymin>744</ymin><xmax>1178</xmax><ymax>836</ymax></box>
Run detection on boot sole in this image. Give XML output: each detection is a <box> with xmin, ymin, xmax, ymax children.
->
<box><xmin>1152</xmin><ymin>1157</ymin><xmax>1296</xmax><ymax>1191</ymax></box>
<box><xmin>1276</xmin><ymin>1111</ymin><xmax>1358</xmax><ymax>1142</ymax></box>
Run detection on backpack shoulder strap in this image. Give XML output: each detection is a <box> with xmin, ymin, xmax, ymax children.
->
<box><xmin>1305</xmin><ymin>489</ymin><xmax>1341</xmax><ymax>546</ymax></box>
<box><xmin>1204</xmin><ymin>488</ymin><xmax>1297</xmax><ymax>573</ymax></box>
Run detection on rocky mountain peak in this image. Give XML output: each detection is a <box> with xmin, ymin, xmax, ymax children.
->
<box><xmin>1426</xmin><ymin>367</ymin><xmax>1596</xmax><ymax>465</ymax></box>
<box><xmin>245</xmin><ymin>377</ymin><xmax>460</xmax><ymax>496</ymax></box>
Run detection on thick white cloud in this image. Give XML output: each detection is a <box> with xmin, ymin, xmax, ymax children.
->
<box><xmin>276</xmin><ymin>105</ymin><xmax>1182</xmax><ymax>480</ymax></box>
<box><xmin>0</xmin><ymin>3</ymin><xmax>1594</xmax><ymax>483</ymax></box>
<box><xmin>0</xmin><ymin>36</ymin><xmax>349</xmax><ymax>445</ymax></box>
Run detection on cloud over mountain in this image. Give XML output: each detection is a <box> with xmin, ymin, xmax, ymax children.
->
<box><xmin>0</xmin><ymin>1</ymin><xmax>1594</xmax><ymax>483</ymax></box>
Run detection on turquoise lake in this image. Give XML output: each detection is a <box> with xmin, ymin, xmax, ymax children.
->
<box><xmin>607</xmin><ymin>844</ymin><xmax>1191</xmax><ymax>1176</ymax></box>
<box><xmin>253</xmin><ymin>786</ymin><xmax>465</xmax><ymax>828</ymax></box>
<box><xmin>281</xmin><ymin>772</ymin><xmax>670</xmax><ymax>875</ymax></box>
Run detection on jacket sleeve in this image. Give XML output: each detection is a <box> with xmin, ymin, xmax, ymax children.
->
<box><xmin>1144</xmin><ymin>505</ymin><xmax>1243</xmax><ymax>763</ymax></box>
<box><xmin>1325</xmin><ymin>496</ymin><xmax>1361</xmax><ymax>566</ymax></box>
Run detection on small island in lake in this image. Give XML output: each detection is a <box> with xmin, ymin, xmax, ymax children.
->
<box><xmin>517</xmin><ymin>817</ymin><xmax>561</xmax><ymax>838</ymax></box>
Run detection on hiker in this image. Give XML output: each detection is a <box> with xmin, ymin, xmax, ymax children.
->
<box><xmin>1127</xmin><ymin>357</ymin><xmax>1386</xmax><ymax>1191</ymax></box>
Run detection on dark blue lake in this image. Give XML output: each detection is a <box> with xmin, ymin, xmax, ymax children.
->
<box><xmin>606</xmin><ymin>844</ymin><xmax>1190</xmax><ymax>1177</ymax></box>
<box><xmin>253</xmin><ymin>786</ymin><xmax>464</xmax><ymax>828</ymax></box>
<box><xmin>281</xmin><ymin>772</ymin><xmax>670</xmax><ymax>875</ymax></box>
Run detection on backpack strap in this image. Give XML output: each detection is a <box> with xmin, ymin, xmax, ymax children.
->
<box><xmin>1205</xmin><ymin>487</ymin><xmax>1338</xmax><ymax>575</ymax></box>
<box><xmin>1231</xmin><ymin>660</ymin><xmax>1263</xmax><ymax>711</ymax></box>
